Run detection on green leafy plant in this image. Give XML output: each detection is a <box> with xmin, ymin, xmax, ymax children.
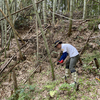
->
<box><xmin>8</xmin><ymin>84</ymin><xmax>36</xmax><ymax>100</ymax></box>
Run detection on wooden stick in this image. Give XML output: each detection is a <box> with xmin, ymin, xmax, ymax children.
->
<box><xmin>0</xmin><ymin>0</ymin><xmax>44</xmax><ymax>21</ymax></box>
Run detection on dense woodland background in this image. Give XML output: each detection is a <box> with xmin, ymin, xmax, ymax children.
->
<box><xmin>0</xmin><ymin>0</ymin><xmax>100</xmax><ymax>100</ymax></box>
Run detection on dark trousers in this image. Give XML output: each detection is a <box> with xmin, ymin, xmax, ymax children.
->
<box><xmin>66</xmin><ymin>55</ymin><xmax>80</xmax><ymax>73</ymax></box>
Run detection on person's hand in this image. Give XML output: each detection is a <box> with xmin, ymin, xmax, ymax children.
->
<box><xmin>55</xmin><ymin>62</ymin><xmax>60</xmax><ymax>66</ymax></box>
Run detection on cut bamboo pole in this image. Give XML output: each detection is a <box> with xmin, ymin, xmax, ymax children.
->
<box><xmin>94</xmin><ymin>58</ymin><xmax>99</xmax><ymax>69</ymax></box>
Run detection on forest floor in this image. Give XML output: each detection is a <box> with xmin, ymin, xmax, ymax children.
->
<box><xmin>0</xmin><ymin>19</ymin><xmax>100</xmax><ymax>100</ymax></box>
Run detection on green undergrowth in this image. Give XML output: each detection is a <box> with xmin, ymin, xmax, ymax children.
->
<box><xmin>82</xmin><ymin>51</ymin><xmax>100</xmax><ymax>73</ymax></box>
<box><xmin>7</xmin><ymin>73</ymin><xmax>99</xmax><ymax>100</ymax></box>
<box><xmin>7</xmin><ymin>51</ymin><xmax>100</xmax><ymax>100</ymax></box>
<box><xmin>8</xmin><ymin>84</ymin><xmax>36</xmax><ymax>100</ymax></box>
<box><xmin>82</xmin><ymin>51</ymin><xmax>100</xmax><ymax>64</ymax></box>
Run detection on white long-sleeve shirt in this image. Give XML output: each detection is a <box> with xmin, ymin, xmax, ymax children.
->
<box><xmin>61</xmin><ymin>44</ymin><xmax>79</xmax><ymax>58</ymax></box>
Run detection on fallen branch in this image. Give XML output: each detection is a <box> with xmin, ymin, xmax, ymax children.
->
<box><xmin>0</xmin><ymin>62</ymin><xmax>18</xmax><ymax>83</ymax></box>
<box><xmin>0</xmin><ymin>25</ymin><xmax>50</xmax><ymax>75</ymax></box>
<box><xmin>0</xmin><ymin>42</ymin><xmax>29</xmax><ymax>75</ymax></box>
<box><xmin>78</xmin><ymin>30</ymin><xmax>94</xmax><ymax>65</ymax></box>
<box><xmin>93</xmin><ymin>0</ymin><xmax>100</xmax><ymax>4</ymax></box>
<box><xmin>24</xmin><ymin>56</ymin><xmax>47</xmax><ymax>84</ymax></box>
<box><xmin>48</xmin><ymin>8</ymin><xmax>83</xmax><ymax>22</ymax></box>
<box><xmin>0</xmin><ymin>8</ymin><xmax>25</xmax><ymax>44</ymax></box>
<box><xmin>91</xmin><ymin>35</ymin><xmax>100</xmax><ymax>39</ymax></box>
<box><xmin>88</xmin><ymin>61</ymin><xmax>94</xmax><ymax>66</ymax></box>
<box><xmin>0</xmin><ymin>55</ymin><xmax>16</xmax><ymax>75</ymax></box>
<box><xmin>24</xmin><ymin>65</ymin><xmax>40</xmax><ymax>84</ymax></box>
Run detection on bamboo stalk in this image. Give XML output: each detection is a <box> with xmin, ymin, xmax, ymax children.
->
<box><xmin>68</xmin><ymin>0</ymin><xmax>73</xmax><ymax>37</ymax></box>
<box><xmin>0</xmin><ymin>8</ymin><xmax>25</xmax><ymax>44</ymax></box>
<box><xmin>1</xmin><ymin>0</ymin><xmax>4</xmax><ymax>48</ymax></box>
<box><xmin>43</xmin><ymin>0</ymin><xmax>47</xmax><ymax>25</ymax></box>
<box><xmin>4</xmin><ymin>1</ymin><xmax>7</xmax><ymax>58</ymax></box>
<box><xmin>83</xmin><ymin>0</ymin><xmax>87</xmax><ymax>19</ymax></box>
<box><xmin>4</xmin><ymin>0</ymin><xmax>24</xmax><ymax>60</ymax></box>
<box><xmin>52</xmin><ymin>0</ymin><xmax>57</xmax><ymax>25</ymax></box>
<box><xmin>57</xmin><ymin>0</ymin><xmax>61</xmax><ymax>12</ymax></box>
<box><xmin>32</xmin><ymin>0</ymin><xmax>55</xmax><ymax>80</ymax></box>
<box><xmin>0</xmin><ymin>0</ymin><xmax>44</xmax><ymax>21</ymax></box>
<box><xmin>12</xmin><ymin>68</ymin><xmax>19</xmax><ymax>99</ymax></box>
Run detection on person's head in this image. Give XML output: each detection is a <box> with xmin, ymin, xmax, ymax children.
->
<box><xmin>54</xmin><ymin>40</ymin><xmax>62</xmax><ymax>49</ymax></box>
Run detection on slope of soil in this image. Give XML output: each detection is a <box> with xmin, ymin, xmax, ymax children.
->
<box><xmin>0</xmin><ymin>21</ymin><xmax>100</xmax><ymax>100</ymax></box>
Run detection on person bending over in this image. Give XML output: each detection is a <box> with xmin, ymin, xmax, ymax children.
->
<box><xmin>54</xmin><ymin>40</ymin><xmax>80</xmax><ymax>91</ymax></box>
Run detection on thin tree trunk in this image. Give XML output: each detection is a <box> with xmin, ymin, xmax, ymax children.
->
<box><xmin>43</xmin><ymin>0</ymin><xmax>47</xmax><ymax>25</ymax></box>
<box><xmin>32</xmin><ymin>0</ymin><xmax>55</xmax><ymax>80</ymax></box>
<box><xmin>83</xmin><ymin>0</ymin><xmax>87</xmax><ymax>19</ymax></box>
<box><xmin>68</xmin><ymin>0</ymin><xmax>73</xmax><ymax>37</ymax></box>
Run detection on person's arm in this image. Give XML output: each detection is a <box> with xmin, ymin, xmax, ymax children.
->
<box><xmin>57</xmin><ymin>52</ymin><xmax>68</xmax><ymax>65</ymax></box>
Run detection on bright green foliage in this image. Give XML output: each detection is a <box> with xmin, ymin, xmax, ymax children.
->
<box><xmin>59</xmin><ymin>83</ymin><xmax>70</xmax><ymax>91</ymax></box>
<box><xmin>8</xmin><ymin>84</ymin><xmax>36</xmax><ymax>100</ymax></box>
<box><xmin>44</xmin><ymin>84</ymin><xmax>55</xmax><ymax>90</ymax></box>
<box><xmin>49</xmin><ymin>90</ymin><xmax>57</xmax><ymax>97</ymax></box>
